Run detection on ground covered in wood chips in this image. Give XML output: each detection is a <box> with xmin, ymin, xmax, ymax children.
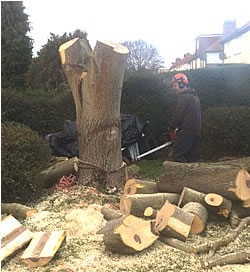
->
<box><xmin>1</xmin><ymin>184</ymin><xmax>250</xmax><ymax>272</ymax></box>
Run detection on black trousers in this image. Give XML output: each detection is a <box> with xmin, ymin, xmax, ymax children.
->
<box><xmin>173</xmin><ymin>134</ymin><xmax>200</xmax><ymax>163</ymax></box>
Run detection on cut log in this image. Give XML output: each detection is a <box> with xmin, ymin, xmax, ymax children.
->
<box><xmin>157</xmin><ymin>157</ymin><xmax>250</xmax><ymax>201</ymax></box>
<box><xmin>204</xmin><ymin>193</ymin><xmax>232</xmax><ymax>217</ymax></box>
<box><xmin>193</xmin><ymin>216</ymin><xmax>250</xmax><ymax>254</ymax></box>
<box><xmin>123</xmin><ymin>178</ymin><xmax>158</xmax><ymax>195</ymax></box>
<box><xmin>97</xmin><ymin>215</ymin><xmax>158</xmax><ymax>254</ymax></box>
<box><xmin>155</xmin><ymin>201</ymin><xmax>176</xmax><ymax>231</ymax></box>
<box><xmin>42</xmin><ymin>157</ymin><xmax>78</xmax><ymax>188</ymax></box>
<box><xmin>21</xmin><ymin>231</ymin><xmax>66</xmax><ymax>267</ymax></box>
<box><xmin>1</xmin><ymin>203</ymin><xmax>38</xmax><ymax>219</ymax></box>
<box><xmin>160</xmin><ymin>204</ymin><xmax>194</xmax><ymax>242</ymax></box>
<box><xmin>182</xmin><ymin>202</ymin><xmax>208</xmax><ymax>234</ymax></box>
<box><xmin>101</xmin><ymin>206</ymin><xmax>122</xmax><ymax>221</ymax></box>
<box><xmin>178</xmin><ymin>187</ymin><xmax>232</xmax><ymax>218</ymax></box>
<box><xmin>59</xmin><ymin>38</ymin><xmax>129</xmax><ymax>188</ymax></box>
<box><xmin>201</xmin><ymin>251</ymin><xmax>250</xmax><ymax>268</ymax></box>
<box><xmin>96</xmin><ymin>216</ymin><xmax>137</xmax><ymax>254</ymax></box>
<box><xmin>1</xmin><ymin>215</ymin><xmax>33</xmax><ymax>261</ymax></box>
<box><xmin>120</xmin><ymin>193</ymin><xmax>180</xmax><ymax>217</ymax></box>
<box><xmin>228</xmin><ymin>168</ymin><xmax>250</xmax><ymax>207</ymax></box>
<box><xmin>144</xmin><ymin>207</ymin><xmax>157</xmax><ymax>219</ymax></box>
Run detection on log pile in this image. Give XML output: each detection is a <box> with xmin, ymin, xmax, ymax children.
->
<box><xmin>98</xmin><ymin>164</ymin><xmax>250</xmax><ymax>267</ymax></box>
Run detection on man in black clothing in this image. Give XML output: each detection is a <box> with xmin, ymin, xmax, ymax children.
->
<box><xmin>168</xmin><ymin>73</ymin><xmax>202</xmax><ymax>162</ymax></box>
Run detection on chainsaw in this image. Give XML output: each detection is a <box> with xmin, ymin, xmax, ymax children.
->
<box><xmin>136</xmin><ymin>141</ymin><xmax>173</xmax><ymax>160</ymax></box>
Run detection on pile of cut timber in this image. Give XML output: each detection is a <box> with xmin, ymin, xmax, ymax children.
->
<box><xmin>97</xmin><ymin>161</ymin><xmax>250</xmax><ymax>267</ymax></box>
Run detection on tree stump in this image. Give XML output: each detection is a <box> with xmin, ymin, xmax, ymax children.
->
<box><xmin>59</xmin><ymin>38</ymin><xmax>129</xmax><ymax>188</ymax></box>
<box><xmin>157</xmin><ymin>158</ymin><xmax>250</xmax><ymax>201</ymax></box>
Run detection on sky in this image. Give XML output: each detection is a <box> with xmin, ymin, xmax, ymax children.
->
<box><xmin>23</xmin><ymin>0</ymin><xmax>250</xmax><ymax>68</ymax></box>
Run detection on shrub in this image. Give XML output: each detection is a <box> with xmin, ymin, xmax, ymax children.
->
<box><xmin>199</xmin><ymin>106</ymin><xmax>250</xmax><ymax>160</ymax></box>
<box><xmin>1</xmin><ymin>122</ymin><xmax>52</xmax><ymax>203</ymax></box>
<box><xmin>1</xmin><ymin>88</ymin><xmax>76</xmax><ymax>137</ymax></box>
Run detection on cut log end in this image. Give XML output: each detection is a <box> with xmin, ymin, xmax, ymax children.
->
<box><xmin>228</xmin><ymin>168</ymin><xmax>250</xmax><ymax>203</ymax></box>
<box><xmin>205</xmin><ymin>193</ymin><xmax>223</xmax><ymax>206</ymax></box>
<box><xmin>123</xmin><ymin>179</ymin><xmax>137</xmax><ymax>195</ymax></box>
<box><xmin>58</xmin><ymin>38</ymin><xmax>79</xmax><ymax>64</ymax></box>
<box><xmin>120</xmin><ymin>195</ymin><xmax>131</xmax><ymax>215</ymax></box>
<box><xmin>26</xmin><ymin>209</ymin><xmax>38</xmax><ymax>218</ymax></box>
<box><xmin>22</xmin><ymin>257</ymin><xmax>52</xmax><ymax>268</ymax></box>
<box><xmin>114</xmin><ymin>215</ymin><xmax>158</xmax><ymax>251</ymax></box>
<box><xmin>100</xmin><ymin>40</ymin><xmax>129</xmax><ymax>54</ymax></box>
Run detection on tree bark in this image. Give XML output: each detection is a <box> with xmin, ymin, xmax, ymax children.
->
<box><xmin>59</xmin><ymin>38</ymin><xmax>129</xmax><ymax>188</ymax></box>
<box><xmin>157</xmin><ymin>157</ymin><xmax>250</xmax><ymax>201</ymax></box>
<box><xmin>1</xmin><ymin>203</ymin><xmax>38</xmax><ymax>219</ymax></box>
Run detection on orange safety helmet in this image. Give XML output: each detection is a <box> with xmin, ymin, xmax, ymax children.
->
<box><xmin>171</xmin><ymin>73</ymin><xmax>189</xmax><ymax>88</ymax></box>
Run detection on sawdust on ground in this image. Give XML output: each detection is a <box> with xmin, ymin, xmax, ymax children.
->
<box><xmin>1</xmin><ymin>185</ymin><xmax>250</xmax><ymax>272</ymax></box>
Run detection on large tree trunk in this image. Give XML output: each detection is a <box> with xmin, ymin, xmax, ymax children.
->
<box><xmin>59</xmin><ymin>38</ymin><xmax>128</xmax><ymax>188</ymax></box>
<box><xmin>157</xmin><ymin>157</ymin><xmax>250</xmax><ymax>201</ymax></box>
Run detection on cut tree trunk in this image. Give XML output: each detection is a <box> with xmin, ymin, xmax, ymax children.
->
<box><xmin>120</xmin><ymin>193</ymin><xmax>179</xmax><ymax>217</ymax></box>
<box><xmin>59</xmin><ymin>38</ymin><xmax>129</xmax><ymax>188</ymax></box>
<box><xmin>1</xmin><ymin>203</ymin><xmax>38</xmax><ymax>219</ymax></box>
<box><xmin>97</xmin><ymin>215</ymin><xmax>159</xmax><ymax>254</ymax></box>
<box><xmin>42</xmin><ymin>157</ymin><xmax>78</xmax><ymax>188</ymax></box>
<box><xmin>157</xmin><ymin>157</ymin><xmax>250</xmax><ymax>201</ymax></box>
<box><xmin>178</xmin><ymin>187</ymin><xmax>232</xmax><ymax>218</ymax></box>
<box><xmin>182</xmin><ymin>202</ymin><xmax>208</xmax><ymax>234</ymax></box>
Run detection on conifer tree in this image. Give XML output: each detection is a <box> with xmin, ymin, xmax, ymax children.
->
<box><xmin>1</xmin><ymin>1</ymin><xmax>33</xmax><ymax>89</ymax></box>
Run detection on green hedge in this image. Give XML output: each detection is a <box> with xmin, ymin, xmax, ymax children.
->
<box><xmin>199</xmin><ymin>106</ymin><xmax>250</xmax><ymax>160</ymax></box>
<box><xmin>1</xmin><ymin>122</ymin><xmax>51</xmax><ymax>203</ymax></box>
<box><xmin>2</xmin><ymin>89</ymin><xmax>76</xmax><ymax>137</ymax></box>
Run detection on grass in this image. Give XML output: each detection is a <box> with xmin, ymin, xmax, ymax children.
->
<box><xmin>129</xmin><ymin>159</ymin><xmax>165</xmax><ymax>181</ymax></box>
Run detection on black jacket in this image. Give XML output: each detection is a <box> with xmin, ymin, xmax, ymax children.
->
<box><xmin>169</xmin><ymin>88</ymin><xmax>202</xmax><ymax>136</ymax></box>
